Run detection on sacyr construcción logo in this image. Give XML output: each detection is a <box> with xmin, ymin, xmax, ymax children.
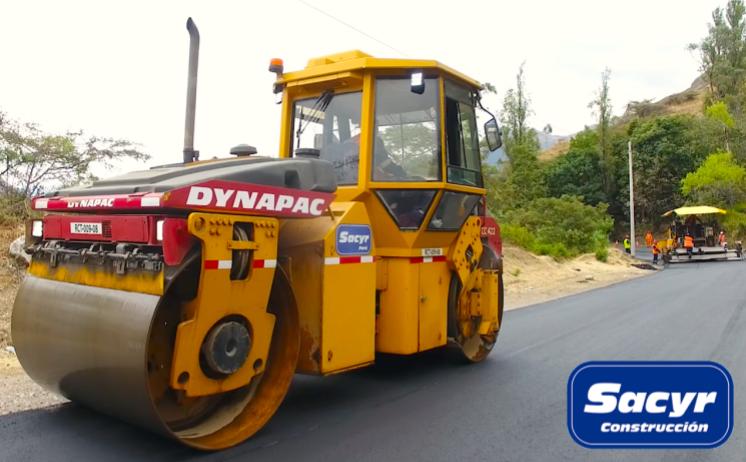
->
<box><xmin>567</xmin><ymin>361</ymin><xmax>733</xmax><ymax>448</ymax></box>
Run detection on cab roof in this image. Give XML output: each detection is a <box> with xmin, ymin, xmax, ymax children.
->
<box><xmin>278</xmin><ymin>50</ymin><xmax>482</xmax><ymax>90</ymax></box>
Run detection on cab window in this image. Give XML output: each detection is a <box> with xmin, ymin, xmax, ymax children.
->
<box><xmin>444</xmin><ymin>80</ymin><xmax>482</xmax><ymax>187</ymax></box>
<box><xmin>372</xmin><ymin>78</ymin><xmax>441</xmax><ymax>182</ymax></box>
<box><xmin>291</xmin><ymin>91</ymin><xmax>362</xmax><ymax>185</ymax></box>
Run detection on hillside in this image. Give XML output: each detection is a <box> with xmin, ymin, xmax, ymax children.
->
<box><xmin>620</xmin><ymin>75</ymin><xmax>708</xmax><ymax>122</ymax></box>
<box><xmin>485</xmin><ymin>132</ymin><xmax>570</xmax><ymax>166</ymax></box>
<box><xmin>538</xmin><ymin>75</ymin><xmax>708</xmax><ymax>162</ymax></box>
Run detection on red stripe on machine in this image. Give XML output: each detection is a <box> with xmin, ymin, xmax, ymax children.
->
<box><xmin>252</xmin><ymin>259</ymin><xmax>277</xmax><ymax>269</ymax></box>
<box><xmin>204</xmin><ymin>259</ymin><xmax>277</xmax><ymax>270</ymax></box>
<box><xmin>324</xmin><ymin>256</ymin><xmax>374</xmax><ymax>265</ymax></box>
<box><xmin>203</xmin><ymin>260</ymin><xmax>232</xmax><ymax>270</ymax></box>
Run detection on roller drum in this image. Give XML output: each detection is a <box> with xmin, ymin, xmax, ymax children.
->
<box><xmin>11</xmin><ymin>276</ymin><xmax>167</xmax><ymax>434</ymax></box>
<box><xmin>11</xmin><ymin>271</ymin><xmax>299</xmax><ymax>450</ymax></box>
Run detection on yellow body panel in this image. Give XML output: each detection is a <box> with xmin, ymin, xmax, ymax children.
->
<box><xmin>375</xmin><ymin>259</ymin><xmax>450</xmax><ymax>354</ymax></box>
<box><xmin>418</xmin><ymin>261</ymin><xmax>450</xmax><ymax>351</ymax></box>
<box><xmin>376</xmin><ymin>258</ymin><xmax>419</xmax><ymax>354</ymax></box>
<box><xmin>280</xmin><ymin>201</ymin><xmax>376</xmax><ymax>374</ymax></box>
<box><xmin>476</xmin><ymin>270</ymin><xmax>500</xmax><ymax>335</ymax></box>
<box><xmin>321</xmin><ymin>262</ymin><xmax>375</xmax><ymax>372</ymax></box>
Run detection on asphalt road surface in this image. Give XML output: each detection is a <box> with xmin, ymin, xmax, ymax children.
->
<box><xmin>1</xmin><ymin>260</ymin><xmax>744</xmax><ymax>462</ymax></box>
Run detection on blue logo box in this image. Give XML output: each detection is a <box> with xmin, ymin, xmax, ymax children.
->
<box><xmin>335</xmin><ymin>224</ymin><xmax>372</xmax><ymax>256</ymax></box>
<box><xmin>568</xmin><ymin>361</ymin><xmax>733</xmax><ymax>448</ymax></box>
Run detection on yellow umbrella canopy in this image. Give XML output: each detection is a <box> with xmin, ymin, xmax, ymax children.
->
<box><xmin>661</xmin><ymin>205</ymin><xmax>727</xmax><ymax>217</ymax></box>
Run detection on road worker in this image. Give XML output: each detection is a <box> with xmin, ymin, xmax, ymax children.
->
<box><xmin>645</xmin><ymin>231</ymin><xmax>654</xmax><ymax>248</ymax></box>
<box><xmin>623</xmin><ymin>235</ymin><xmax>631</xmax><ymax>254</ymax></box>
<box><xmin>652</xmin><ymin>240</ymin><xmax>660</xmax><ymax>264</ymax></box>
<box><xmin>719</xmin><ymin>230</ymin><xmax>727</xmax><ymax>249</ymax></box>
<box><xmin>683</xmin><ymin>232</ymin><xmax>695</xmax><ymax>259</ymax></box>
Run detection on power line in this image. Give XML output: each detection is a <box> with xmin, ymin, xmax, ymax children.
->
<box><xmin>296</xmin><ymin>0</ymin><xmax>409</xmax><ymax>57</ymax></box>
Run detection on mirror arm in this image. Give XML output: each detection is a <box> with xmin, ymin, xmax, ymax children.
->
<box><xmin>476</xmin><ymin>92</ymin><xmax>497</xmax><ymax>121</ymax></box>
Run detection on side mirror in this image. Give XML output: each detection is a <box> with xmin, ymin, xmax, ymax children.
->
<box><xmin>410</xmin><ymin>71</ymin><xmax>425</xmax><ymax>94</ymax></box>
<box><xmin>484</xmin><ymin>118</ymin><xmax>502</xmax><ymax>151</ymax></box>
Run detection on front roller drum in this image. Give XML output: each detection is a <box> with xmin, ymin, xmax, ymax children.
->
<box><xmin>11</xmin><ymin>274</ymin><xmax>299</xmax><ymax>450</ymax></box>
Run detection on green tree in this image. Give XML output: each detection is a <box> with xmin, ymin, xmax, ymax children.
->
<box><xmin>681</xmin><ymin>150</ymin><xmax>746</xmax><ymax>207</ymax></box>
<box><xmin>0</xmin><ymin>111</ymin><xmax>148</xmax><ymax>217</ymax></box>
<box><xmin>545</xmin><ymin>130</ymin><xmax>605</xmax><ymax>205</ymax></box>
<box><xmin>690</xmin><ymin>0</ymin><xmax>746</xmax><ymax>100</ymax></box>
<box><xmin>588</xmin><ymin>68</ymin><xmax>615</xmax><ymax>200</ymax></box>
<box><xmin>500</xmin><ymin>63</ymin><xmax>538</xmax><ymax>154</ymax></box>
<box><xmin>705</xmin><ymin>100</ymin><xmax>735</xmax><ymax>150</ymax></box>
<box><xmin>617</xmin><ymin>116</ymin><xmax>713</xmax><ymax>226</ymax></box>
<box><xmin>502</xmin><ymin>64</ymin><xmax>543</xmax><ymax>196</ymax></box>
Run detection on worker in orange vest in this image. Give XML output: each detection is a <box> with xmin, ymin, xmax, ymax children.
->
<box><xmin>652</xmin><ymin>240</ymin><xmax>660</xmax><ymax>264</ymax></box>
<box><xmin>683</xmin><ymin>232</ymin><xmax>695</xmax><ymax>259</ymax></box>
<box><xmin>645</xmin><ymin>231</ymin><xmax>654</xmax><ymax>248</ymax></box>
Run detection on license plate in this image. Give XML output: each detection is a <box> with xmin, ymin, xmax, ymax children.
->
<box><xmin>70</xmin><ymin>222</ymin><xmax>102</xmax><ymax>235</ymax></box>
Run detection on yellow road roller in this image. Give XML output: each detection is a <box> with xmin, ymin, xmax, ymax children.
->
<box><xmin>12</xmin><ymin>18</ymin><xmax>505</xmax><ymax>450</ymax></box>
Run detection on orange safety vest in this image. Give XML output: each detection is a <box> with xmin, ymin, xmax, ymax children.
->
<box><xmin>684</xmin><ymin>235</ymin><xmax>694</xmax><ymax>248</ymax></box>
<box><xmin>652</xmin><ymin>243</ymin><xmax>660</xmax><ymax>255</ymax></box>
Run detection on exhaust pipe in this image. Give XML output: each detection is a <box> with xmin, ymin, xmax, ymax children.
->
<box><xmin>183</xmin><ymin>17</ymin><xmax>200</xmax><ymax>163</ymax></box>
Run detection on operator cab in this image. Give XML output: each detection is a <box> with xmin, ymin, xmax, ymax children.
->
<box><xmin>276</xmin><ymin>51</ymin><xmax>501</xmax><ymax>248</ymax></box>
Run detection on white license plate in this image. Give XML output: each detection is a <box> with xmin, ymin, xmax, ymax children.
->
<box><xmin>422</xmin><ymin>247</ymin><xmax>444</xmax><ymax>257</ymax></box>
<box><xmin>70</xmin><ymin>222</ymin><xmax>102</xmax><ymax>235</ymax></box>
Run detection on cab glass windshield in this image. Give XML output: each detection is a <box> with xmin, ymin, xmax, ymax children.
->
<box><xmin>291</xmin><ymin>91</ymin><xmax>362</xmax><ymax>185</ymax></box>
<box><xmin>372</xmin><ymin>78</ymin><xmax>441</xmax><ymax>182</ymax></box>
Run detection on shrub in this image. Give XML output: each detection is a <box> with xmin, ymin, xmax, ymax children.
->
<box><xmin>500</xmin><ymin>223</ymin><xmax>535</xmax><ymax>249</ymax></box>
<box><xmin>502</xmin><ymin>196</ymin><xmax>613</xmax><ymax>260</ymax></box>
<box><xmin>595</xmin><ymin>246</ymin><xmax>609</xmax><ymax>262</ymax></box>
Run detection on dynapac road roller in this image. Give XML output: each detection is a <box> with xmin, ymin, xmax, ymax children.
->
<box><xmin>12</xmin><ymin>19</ymin><xmax>504</xmax><ymax>450</ymax></box>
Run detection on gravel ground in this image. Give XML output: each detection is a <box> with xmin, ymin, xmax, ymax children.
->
<box><xmin>0</xmin><ymin>225</ymin><xmax>64</xmax><ymax>416</ymax></box>
<box><xmin>0</xmin><ymin>350</ymin><xmax>66</xmax><ymax>415</ymax></box>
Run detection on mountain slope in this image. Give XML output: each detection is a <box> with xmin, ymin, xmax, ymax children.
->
<box><xmin>538</xmin><ymin>76</ymin><xmax>708</xmax><ymax>162</ymax></box>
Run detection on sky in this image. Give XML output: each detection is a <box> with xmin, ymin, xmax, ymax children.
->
<box><xmin>0</xmin><ymin>0</ymin><xmax>723</xmax><ymax>171</ymax></box>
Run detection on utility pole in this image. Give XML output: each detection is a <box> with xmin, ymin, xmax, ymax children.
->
<box><xmin>628</xmin><ymin>140</ymin><xmax>636</xmax><ymax>257</ymax></box>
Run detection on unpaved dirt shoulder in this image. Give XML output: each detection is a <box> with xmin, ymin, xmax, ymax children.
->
<box><xmin>0</xmin><ymin>350</ymin><xmax>66</xmax><ymax>415</ymax></box>
<box><xmin>503</xmin><ymin>245</ymin><xmax>652</xmax><ymax>310</ymax></box>
<box><xmin>0</xmin><ymin>225</ymin><xmax>67</xmax><ymax>415</ymax></box>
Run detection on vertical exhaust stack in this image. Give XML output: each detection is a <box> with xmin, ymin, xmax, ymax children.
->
<box><xmin>183</xmin><ymin>17</ymin><xmax>200</xmax><ymax>163</ymax></box>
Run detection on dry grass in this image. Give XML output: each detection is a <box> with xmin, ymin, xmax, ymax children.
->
<box><xmin>538</xmin><ymin>139</ymin><xmax>570</xmax><ymax>162</ymax></box>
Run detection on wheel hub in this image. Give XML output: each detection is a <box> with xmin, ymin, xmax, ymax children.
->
<box><xmin>202</xmin><ymin>320</ymin><xmax>251</xmax><ymax>375</ymax></box>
